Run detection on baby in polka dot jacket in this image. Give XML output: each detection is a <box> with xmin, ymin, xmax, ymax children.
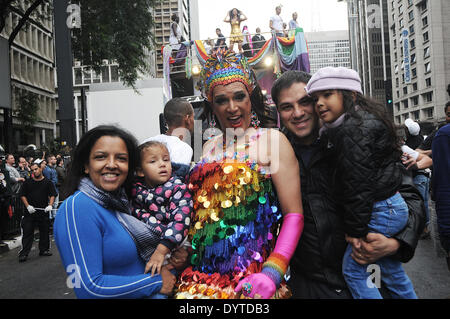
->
<box><xmin>130</xmin><ymin>141</ymin><xmax>193</xmax><ymax>277</ymax></box>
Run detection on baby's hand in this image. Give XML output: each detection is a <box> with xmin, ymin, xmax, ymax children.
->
<box><xmin>145</xmin><ymin>250</ymin><xmax>165</xmax><ymax>276</ymax></box>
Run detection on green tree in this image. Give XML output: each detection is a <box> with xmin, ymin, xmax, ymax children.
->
<box><xmin>15</xmin><ymin>90</ymin><xmax>39</xmax><ymax>141</ymax></box>
<box><xmin>0</xmin><ymin>0</ymin><xmax>50</xmax><ymax>45</ymax></box>
<box><xmin>1</xmin><ymin>0</ymin><xmax>161</xmax><ymax>88</ymax></box>
<box><xmin>72</xmin><ymin>0</ymin><xmax>160</xmax><ymax>88</ymax></box>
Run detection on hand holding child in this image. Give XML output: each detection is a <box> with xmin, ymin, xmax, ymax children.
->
<box><xmin>145</xmin><ymin>244</ymin><xmax>170</xmax><ymax>276</ymax></box>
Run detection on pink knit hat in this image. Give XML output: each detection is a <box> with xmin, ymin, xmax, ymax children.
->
<box><xmin>305</xmin><ymin>67</ymin><xmax>363</xmax><ymax>95</ymax></box>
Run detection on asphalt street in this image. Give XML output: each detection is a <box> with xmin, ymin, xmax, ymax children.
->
<box><xmin>0</xmin><ymin>232</ymin><xmax>449</xmax><ymax>299</ymax></box>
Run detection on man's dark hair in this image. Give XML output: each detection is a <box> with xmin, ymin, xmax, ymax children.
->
<box><xmin>30</xmin><ymin>162</ymin><xmax>40</xmax><ymax>169</ymax></box>
<box><xmin>216</xmin><ymin>28</ymin><xmax>221</xmax><ymax>32</ymax></box>
<box><xmin>271</xmin><ymin>71</ymin><xmax>312</xmax><ymax>107</ymax></box>
<box><xmin>61</xmin><ymin>125</ymin><xmax>138</xmax><ymax>199</ymax></box>
<box><xmin>445</xmin><ymin>101</ymin><xmax>450</xmax><ymax>113</ymax></box>
<box><xmin>164</xmin><ymin>98</ymin><xmax>193</xmax><ymax>128</ymax></box>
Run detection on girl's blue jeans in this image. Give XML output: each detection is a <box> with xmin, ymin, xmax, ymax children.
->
<box><xmin>342</xmin><ymin>192</ymin><xmax>418</xmax><ymax>299</ymax></box>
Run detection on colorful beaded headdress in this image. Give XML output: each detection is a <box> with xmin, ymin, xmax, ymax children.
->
<box><xmin>201</xmin><ymin>49</ymin><xmax>255</xmax><ymax>102</ymax></box>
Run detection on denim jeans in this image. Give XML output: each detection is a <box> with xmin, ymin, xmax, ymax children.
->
<box><xmin>413</xmin><ymin>174</ymin><xmax>430</xmax><ymax>226</ymax></box>
<box><xmin>342</xmin><ymin>192</ymin><xmax>418</xmax><ymax>299</ymax></box>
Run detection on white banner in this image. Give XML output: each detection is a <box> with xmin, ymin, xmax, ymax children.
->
<box><xmin>402</xmin><ymin>29</ymin><xmax>411</xmax><ymax>84</ymax></box>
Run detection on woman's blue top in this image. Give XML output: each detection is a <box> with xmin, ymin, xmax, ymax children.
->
<box><xmin>54</xmin><ymin>191</ymin><xmax>163</xmax><ymax>299</ymax></box>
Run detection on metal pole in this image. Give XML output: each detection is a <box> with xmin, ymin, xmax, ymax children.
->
<box><xmin>379</xmin><ymin>0</ymin><xmax>387</xmax><ymax>82</ymax></box>
<box><xmin>358</xmin><ymin>1</ymin><xmax>367</xmax><ymax>94</ymax></box>
<box><xmin>364</xmin><ymin>0</ymin><xmax>373</xmax><ymax>97</ymax></box>
<box><xmin>53</xmin><ymin>0</ymin><xmax>76</xmax><ymax>148</ymax></box>
<box><xmin>80</xmin><ymin>87</ymin><xmax>86</xmax><ymax>136</ymax></box>
<box><xmin>0</xmin><ymin>37</ymin><xmax>12</xmax><ymax>152</ymax></box>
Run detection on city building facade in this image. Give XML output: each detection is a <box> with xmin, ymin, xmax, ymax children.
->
<box><xmin>154</xmin><ymin>0</ymin><xmax>193</xmax><ymax>77</ymax></box>
<box><xmin>387</xmin><ymin>0</ymin><xmax>450</xmax><ymax>128</ymax></box>
<box><xmin>305</xmin><ymin>30</ymin><xmax>351</xmax><ymax>74</ymax></box>
<box><xmin>339</xmin><ymin>0</ymin><xmax>393</xmax><ymax>112</ymax></box>
<box><xmin>0</xmin><ymin>1</ymin><xmax>56</xmax><ymax>151</ymax></box>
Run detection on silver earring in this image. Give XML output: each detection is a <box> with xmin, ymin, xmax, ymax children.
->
<box><xmin>205</xmin><ymin>113</ymin><xmax>221</xmax><ymax>140</ymax></box>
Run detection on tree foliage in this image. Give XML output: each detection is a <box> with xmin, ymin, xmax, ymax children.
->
<box><xmin>72</xmin><ymin>0</ymin><xmax>160</xmax><ymax>88</ymax></box>
<box><xmin>1</xmin><ymin>0</ymin><xmax>161</xmax><ymax>88</ymax></box>
<box><xmin>15</xmin><ymin>90</ymin><xmax>39</xmax><ymax>140</ymax></box>
<box><xmin>0</xmin><ymin>0</ymin><xmax>51</xmax><ymax>43</ymax></box>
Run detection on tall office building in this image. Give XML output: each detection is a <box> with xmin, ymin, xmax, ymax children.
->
<box><xmin>339</xmin><ymin>0</ymin><xmax>392</xmax><ymax>111</ymax></box>
<box><xmin>387</xmin><ymin>0</ymin><xmax>449</xmax><ymax>128</ymax></box>
<box><xmin>154</xmin><ymin>0</ymin><xmax>192</xmax><ymax>77</ymax></box>
<box><xmin>305</xmin><ymin>30</ymin><xmax>351</xmax><ymax>74</ymax></box>
<box><xmin>0</xmin><ymin>2</ymin><xmax>56</xmax><ymax>150</ymax></box>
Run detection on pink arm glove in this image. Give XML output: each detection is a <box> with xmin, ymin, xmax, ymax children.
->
<box><xmin>235</xmin><ymin>213</ymin><xmax>304</xmax><ymax>298</ymax></box>
<box><xmin>272</xmin><ymin>213</ymin><xmax>304</xmax><ymax>259</ymax></box>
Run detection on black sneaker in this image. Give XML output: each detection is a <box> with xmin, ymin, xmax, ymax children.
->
<box><xmin>19</xmin><ymin>255</ymin><xmax>28</xmax><ymax>262</ymax></box>
<box><xmin>39</xmin><ymin>250</ymin><xmax>52</xmax><ymax>257</ymax></box>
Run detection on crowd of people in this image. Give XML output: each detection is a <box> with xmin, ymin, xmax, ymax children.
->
<box><xmin>50</xmin><ymin>45</ymin><xmax>450</xmax><ymax>299</ymax></box>
<box><xmin>0</xmin><ymin>152</ymin><xmax>67</xmax><ymax>258</ymax></box>
<box><xmin>201</xmin><ymin>6</ymin><xmax>300</xmax><ymax>57</ymax></box>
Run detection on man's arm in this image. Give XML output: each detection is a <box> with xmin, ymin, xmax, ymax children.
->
<box><xmin>21</xmin><ymin>196</ymin><xmax>30</xmax><ymax>208</ymax></box>
<box><xmin>416</xmin><ymin>149</ymin><xmax>432</xmax><ymax>157</ymax></box>
<box><xmin>48</xmin><ymin>196</ymin><xmax>55</xmax><ymax>207</ymax></box>
<box><xmin>346</xmin><ymin>233</ymin><xmax>400</xmax><ymax>265</ymax></box>
<box><xmin>402</xmin><ymin>152</ymin><xmax>433</xmax><ymax>170</ymax></box>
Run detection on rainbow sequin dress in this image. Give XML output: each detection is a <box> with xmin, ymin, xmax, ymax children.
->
<box><xmin>175</xmin><ymin>130</ymin><xmax>291</xmax><ymax>299</ymax></box>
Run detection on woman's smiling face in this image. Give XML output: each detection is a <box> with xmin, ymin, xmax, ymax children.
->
<box><xmin>84</xmin><ymin>136</ymin><xmax>129</xmax><ymax>192</ymax></box>
<box><xmin>212</xmin><ymin>82</ymin><xmax>252</xmax><ymax>131</ymax></box>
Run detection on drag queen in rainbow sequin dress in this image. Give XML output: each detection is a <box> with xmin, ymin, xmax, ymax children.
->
<box><xmin>175</xmin><ymin>50</ymin><xmax>304</xmax><ymax>299</ymax></box>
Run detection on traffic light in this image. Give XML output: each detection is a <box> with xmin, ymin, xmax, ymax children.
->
<box><xmin>385</xmin><ymin>80</ymin><xmax>393</xmax><ymax>107</ymax></box>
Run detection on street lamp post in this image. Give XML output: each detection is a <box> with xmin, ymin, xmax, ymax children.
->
<box><xmin>53</xmin><ymin>0</ymin><xmax>76</xmax><ymax>149</ymax></box>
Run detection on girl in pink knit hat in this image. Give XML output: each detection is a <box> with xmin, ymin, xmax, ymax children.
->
<box><xmin>305</xmin><ymin>67</ymin><xmax>418</xmax><ymax>299</ymax></box>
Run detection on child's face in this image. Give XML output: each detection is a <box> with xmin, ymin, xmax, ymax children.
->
<box><xmin>313</xmin><ymin>90</ymin><xmax>345</xmax><ymax>124</ymax></box>
<box><xmin>138</xmin><ymin>146</ymin><xmax>172</xmax><ymax>188</ymax></box>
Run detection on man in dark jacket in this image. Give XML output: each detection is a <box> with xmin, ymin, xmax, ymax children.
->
<box><xmin>404</xmin><ymin>119</ymin><xmax>424</xmax><ymax>150</ymax></box>
<box><xmin>214</xmin><ymin>28</ymin><xmax>227</xmax><ymax>52</ymax></box>
<box><xmin>251</xmin><ymin>27</ymin><xmax>266</xmax><ymax>53</ymax></box>
<box><xmin>404</xmin><ymin>119</ymin><xmax>431</xmax><ymax>238</ymax></box>
<box><xmin>0</xmin><ymin>152</ymin><xmax>12</xmax><ymax>247</ymax></box>
<box><xmin>432</xmin><ymin>123</ymin><xmax>450</xmax><ymax>271</ymax></box>
<box><xmin>271</xmin><ymin>71</ymin><xmax>425</xmax><ymax>298</ymax></box>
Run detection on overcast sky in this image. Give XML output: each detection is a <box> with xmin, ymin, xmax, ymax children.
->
<box><xmin>197</xmin><ymin>0</ymin><xmax>349</xmax><ymax>40</ymax></box>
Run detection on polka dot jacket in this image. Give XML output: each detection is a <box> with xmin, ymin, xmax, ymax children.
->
<box><xmin>130</xmin><ymin>176</ymin><xmax>194</xmax><ymax>250</ymax></box>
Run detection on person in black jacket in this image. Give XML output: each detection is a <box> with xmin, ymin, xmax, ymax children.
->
<box><xmin>272</xmin><ymin>70</ymin><xmax>425</xmax><ymax>299</ymax></box>
<box><xmin>305</xmin><ymin>67</ymin><xmax>417</xmax><ymax>299</ymax></box>
<box><xmin>251</xmin><ymin>27</ymin><xmax>266</xmax><ymax>53</ymax></box>
<box><xmin>404</xmin><ymin>118</ymin><xmax>424</xmax><ymax>150</ymax></box>
<box><xmin>0</xmin><ymin>152</ymin><xmax>12</xmax><ymax>246</ymax></box>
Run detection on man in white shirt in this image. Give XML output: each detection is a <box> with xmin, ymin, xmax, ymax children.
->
<box><xmin>270</xmin><ymin>6</ymin><xmax>284</xmax><ymax>37</ymax></box>
<box><xmin>142</xmin><ymin>98</ymin><xmax>195</xmax><ymax>177</ymax></box>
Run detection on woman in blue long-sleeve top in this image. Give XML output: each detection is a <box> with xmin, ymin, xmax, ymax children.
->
<box><xmin>54</xmin><ymin>125</ymin><xmax>176</xmax><ymax>299</ymax></box>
